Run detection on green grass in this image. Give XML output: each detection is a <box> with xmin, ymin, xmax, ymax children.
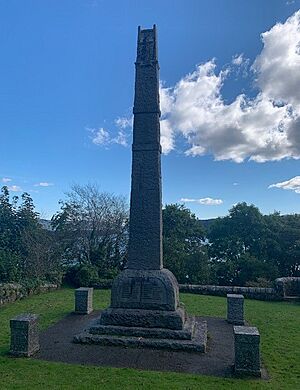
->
<box><xmin>0</xmin><ymin>289</ymin><xmax>299</xmax><ymax>389</ymax></box>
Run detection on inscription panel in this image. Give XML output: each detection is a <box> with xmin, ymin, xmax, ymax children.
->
<box><xmin>141</xmin><ymin>279</ymin><xmax>166</xmax><ymax>304</ymax></box>
<box><xmin>118</xmin><ymin>277</ymin><xmax>168</xmax><ymax>308</ymax></box>
<box><xmin>120</xmin><ymin>280</ymin><xmax>141</xmax><ymax>302</ymax></box>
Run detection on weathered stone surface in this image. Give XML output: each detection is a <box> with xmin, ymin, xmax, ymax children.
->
<box><xmin>99</xmin><ymin>306</ymin><xmax>186</xmax><ymax>330</ymax></box>
<box><xmin>128</xmin><ymin>25</ymin><xmax>162</xmax><ymax>271</ymax></box>
<box><xmin>10</xmin><ymin>313</ymin><xmax>39</xmax><ymax>357</ymax></box>
<box><xmin>109</xmin><ymin>268</ymin><xmax>179</xmax><ymax>311</ymax></box>
<box><xmin>91</xmin><ymin>314</ymin><xmax>195</xmax><ymax>339</ymax></box>
<box><xmin>74</xmin><ymin>319</ymin><xmax>207</xmax><ymax>353</ymax></box>
<box><xmin>227</xmin><ymin>294</ymin><xmax>244</xmax><ymax>325</ymax></box>
<box><xmin>75</xmin><ymin>287</ymin><xmax>93</xmax><ymax>314</ymax></box>
<box><xmin>234</xmin><ymin>326</ymin><xmax>261</xmax><ymax>377</ymax></box>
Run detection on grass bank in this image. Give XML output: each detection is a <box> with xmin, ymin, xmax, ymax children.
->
<box><xmin>0</xmin><ymin>288</ymin><xmax>299</xmax><ymax>389</ymax></box>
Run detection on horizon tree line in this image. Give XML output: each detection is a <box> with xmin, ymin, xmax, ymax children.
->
<box><xmin>0</xmin><ymin>184</ymin><xmax>299</xmax><ymax>287</ymax></box>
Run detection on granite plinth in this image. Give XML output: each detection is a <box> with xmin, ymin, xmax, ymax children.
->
<box><xmin>75</xmin><ymin>287</ymin><xmax>93</xmax><ymax>314</ymax></box>
<box><xmin>10</xmin><ymin>313</ymin><xmax>39</xmax><ymax>357</ymax></box>
<box><xmin>234</xmin><ymin>326</ymin><xmax>261</xmax><ymax>377</ymax></box>
<box><xmin>227</xmin><ymin>294</ymin><xmax>244</xmax><ymax>325</ymax></box>
<box><xmin>74</xmin><ymin>318</ymin><xmax>207</xmax><ymax>353</ymax></box>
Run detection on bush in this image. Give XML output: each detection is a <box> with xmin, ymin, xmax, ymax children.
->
<box><xmin>0</xmin><ymin>249</ymin><xmax>21</xmax><ymax>282</ymax></box>
<box><xmin>73</xmin><ymin>265</ymin><xmax>99</xmax><ymax>287</ymax></box>
<box><xmin>45</xmin><ymin>271</ymin><xmax>64</xmax><ymax>285</ymax></box>
<box><xmin>245</xmin><ymin>277</ymin><xmax>273</xmax><ymax>288</ymax></box>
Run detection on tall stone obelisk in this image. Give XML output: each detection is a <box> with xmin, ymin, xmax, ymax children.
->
<box><xmin>128</xmin><ymin>25</ymin><xmax>162</xmax><ymax>272</ymax></box>
<box><xmin>75</xmin><ymin>26</ymin><xmax>207</xmax><ymax>352</ymax></box>
<box><xmin>102</xmin><ymin>25</ymin><xmax>183</xmax><ymax>323</ymax></box>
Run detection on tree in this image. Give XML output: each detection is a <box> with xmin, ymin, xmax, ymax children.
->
<box><xmin>0</xmin><ymin>186</ymin><xmax>19</xmax><ymax>254</ymax></box>
<box><xmin>0</xmin><ymin>186</ymin><xmax>59</xmax><ymax>283</ymax></box>
<box><xmin>162</xmin><ymin>204</ymin><xmax>210</xmax><ymax>284</ymax></box>
<box><xmin>208</xmin><ymin>202</ymin><xmax>279</xmax><ymax>285</ymax></box>
<box><xmin>265</xmin><ymin>212</ymin><xmax>300</xmax><ymax>277</ymax></box>
<box><xmin>52</xmin><ymin>184</ymin><xmax>129</xmax><ymax>279</ymax></box>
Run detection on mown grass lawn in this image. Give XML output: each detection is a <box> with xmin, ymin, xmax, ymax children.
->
<box><xmin>0</xmin><ymin>288</ymin><xmax>299</xmax><ymax>389</ymax></box>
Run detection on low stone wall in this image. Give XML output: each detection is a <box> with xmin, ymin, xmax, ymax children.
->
<box><xmin>0</xmin><ymin>282</ymin><xmax>59</xmax><ymax>307</ymax></box>
<box><xmin>179</xmin><ymin>284</ymin><xmax>281</xmax><ymax>301</ymax></box>
<box><xmin>91</xmin><ymin>277</ymin><xmax>300</xmax><ymax>301</ymax></box>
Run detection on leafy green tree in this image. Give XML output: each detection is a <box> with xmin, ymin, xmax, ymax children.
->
<box><xmin>0</xmin><ymin>186</ymin><xmax>59</xmax><ymax>283</ymax></box>
<box><xmin>52</xmin><ymin>184</ymin><xmax>129</xmax><ymax>280</ymax></box>
<box><xmin>208</xmin><ymin>202</ymin><xmax>279</xmax><ymax>285</ymax></box>
<box><xmin>162</xmin><ymin>204</ymin><xmax>210</xmax><ymax>284</ymax></box>
<box><xmin>265</xmin><ymin>212</ymin><xmax>300</xmax><ymax>277</ymax></box>
<box><xmin>0</xmin><ymin>186</ymin><xmax>19</xmax><ymax>253</ymax></box>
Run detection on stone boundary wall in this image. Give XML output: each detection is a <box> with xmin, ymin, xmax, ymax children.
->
<box><xmin>93</xmin><ymin>280</ymin><xmax>280</xmax><ymax>300</ymax></box>
<box><xmin>93</xmin><ymin>277</ymin><xmax>300</xmax><ymax>301</ymax></box>
<box><xmin>179</xmin><ymin>284</ymin><xmax>281</xmax><ymax>301</ymax></box>
<box><xmin>0</xmin><ymin>283</ymin><xmax>59</xmax><ymax>307</ymax></box>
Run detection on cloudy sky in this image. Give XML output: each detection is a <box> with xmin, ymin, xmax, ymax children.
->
<box><xmin>1</xmin><ymin>0</ymin><xmax>300</xmax><ymax>219</ymax></box>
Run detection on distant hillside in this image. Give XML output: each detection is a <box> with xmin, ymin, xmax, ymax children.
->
<box><xmin>39</xmin><ymin>219</ymin><xmax>53</xmax><ymax>231</ymax></box>
<box><xmin>200</xmin><ymin>219</ymin><xmax>216</xmax><ymax>230</ymax></box>
<box><xmin>39</xmin><ymin>218</ymin><xmax>217</xmax><ymax>231</ymax></box>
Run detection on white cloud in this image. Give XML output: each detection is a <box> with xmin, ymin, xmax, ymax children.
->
<box><xmin>180</xmin><ymin>197</ymin><xmax>223</xmax><ymax>205</ymax></box>
<box><xmin>232</xmin><ymin>54</ymin><xmax>244</xmax><ymax>66</ymax></box>
<box><xmin>112</xmin><ymin>130</ymin><xmax>128</xmax><ymax>147</ymax></box>
<box><xmin>8</xmin><ymin>185</ymin><xmax>22</xmax><ymax>192</ymax></box>
<box><xmin>233</xmin><ymin>182</ymin><xmax>239</xmax><ymax>186</ymax></box>
<box><xmin>1</xmin><ymin>177</ymin><xmax>12</xmax><ymax>183</ymax></box>
<box><xmin>269</xmin><ymin>176</ymin><xmax>300</xmax><ymax>193</ymax></box>
<box><xmin>231</xmin><ymin>54</ymin><xmax>250</xmax><ymax>77</ymax></box>
<box><xmin>87</xmin><ymin>125</ymin><xmax>129</xmax><ymax>148</ymax></box>
<box><xmin>34</xmin><ymin>182</ymin><xmax>54</xmax><ymax>187</ymax></box>
<box><xmin>115</xmin><ymin>116</ymin><xmax>133</xmax><ymax>130</ymax></box>
<box><xmin>159</xmin><ymin>10</ymin><xmax>300</xmax><ymax>163</ymax></box>
<box><xmin>88</xmin><ymin>127</ymin><xmax>110</xmax><ymax>145</ymax></box>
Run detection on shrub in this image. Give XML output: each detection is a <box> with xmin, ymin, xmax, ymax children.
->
<box><xmin>0</xmin><ymin>249</ymin><xmax>21</xmax><ymax>282</ymax></box>
<box><xmin>73</xmin><ymin>265</ymin><xmax>99</xmax><ymax>287</ymax></box>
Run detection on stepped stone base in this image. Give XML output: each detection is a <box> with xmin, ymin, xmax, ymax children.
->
<box><xmin>99</xmin><ymin>306</ymin><xmax>186</xmax><ymax>330</ymax></box>
<box><xmin>89</xmin><ymin>315</ymin><xmax>195</xmax><ymax>339</ymax></box>
<box><xmin>74</xmin><ymin>317</ymin><xmax>207</xmax><ymax>353</ymax></box>
<box><xmin>73</xmin><ymin>268</ymin><xmax>207</xmax><ymax>353</ymax></box>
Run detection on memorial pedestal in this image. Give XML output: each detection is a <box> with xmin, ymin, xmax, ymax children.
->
<box><xmin>75</xmin><ymin>268</ymin><xmax>207</xmax><ymax>352</ymax></box>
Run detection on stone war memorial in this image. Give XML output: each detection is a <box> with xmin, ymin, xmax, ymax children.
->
<box><xmin>25</xmin><ymin>25</ymin><xmax>266</xmax><ymax>380</ymax></box>
<box><xmin>75</xmin><ymin>25</ymin><xmax>207</xmax><ymax>352</ymax></box>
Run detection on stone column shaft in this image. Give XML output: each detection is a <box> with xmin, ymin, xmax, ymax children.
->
<box><xmin>127</xmin><ymin>25</ymin><xmax>162</xmax><ymax>270</ymax></box>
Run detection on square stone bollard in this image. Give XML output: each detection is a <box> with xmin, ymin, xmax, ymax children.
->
<box><xmin>10</xmin><ymin>313</ymin><xmax>39</xmax><ymax>357</ymax></box>
<box><xmin>234</xmin><ymin>326</ymin><xmax>261</xmax><ymax>377</ymax></box>
<box><xmin>227</xmin><ymin>294</ymin><xmax>244</xmax><ymax>325</ymax></box>
<box><xmin>75</xmin><ymin>287</ymin><xmax>93</xmax><ymax>314</ymax></box>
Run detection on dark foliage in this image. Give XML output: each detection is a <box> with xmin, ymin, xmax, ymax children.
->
<box><xmin>162</xmin><ymin>204</ymin><xmax>211</xmax><ymax>284</ymax></box>
<box><xmin>1</xmin><ymin>183</ymin><xmax>299</xmax><ymax>288</ymax></box>
<box><xmin>208</xmin><ymin>202</ymin><xmax>300</xmax><ymax>285</ymax></box>
<box><xmin>0</xmin><ymin>186</ymin><xmax>61</xmax><ymax>283</ymax></box>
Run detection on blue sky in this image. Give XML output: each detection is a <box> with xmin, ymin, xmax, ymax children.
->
<box><xmin>0</xmin><ymin>0</ymin><xmax>300</xmax><ymax>219</ymax></box>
